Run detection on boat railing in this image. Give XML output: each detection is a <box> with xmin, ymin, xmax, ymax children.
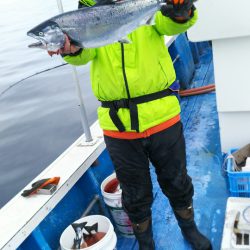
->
<box><xmin>56</xmin><ymin>0</ymin><xmax>93</xmax><ymax>143</ymax></box>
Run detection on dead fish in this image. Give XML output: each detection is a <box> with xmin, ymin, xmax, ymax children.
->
<box><xmin>27</xmin><ymin>0</ymin><xmax>165</xmax><ymax>51</ymax></box>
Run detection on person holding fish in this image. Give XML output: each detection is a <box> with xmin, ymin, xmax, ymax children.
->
<box><xmin>28</xmin><ymin>0</ymin><xmax>212</xmax><ymax>249</ymax></box>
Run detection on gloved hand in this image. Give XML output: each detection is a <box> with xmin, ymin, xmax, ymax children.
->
<box><xmin>161</xmin><ymin>0</ymin><xmax>195</xmax><ymax>23</ymax></box>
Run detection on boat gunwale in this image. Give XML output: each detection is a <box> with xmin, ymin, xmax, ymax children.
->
<box><xmin>0</xmin><ymin>121</ymin><xmax>105</xmax><ymax>250</ymax></box>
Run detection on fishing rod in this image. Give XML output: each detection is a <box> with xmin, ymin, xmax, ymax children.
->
<box><xmin>0</xmin><ymin>63</ymin><xmax>67</xmax><ymax>98</ymax></box>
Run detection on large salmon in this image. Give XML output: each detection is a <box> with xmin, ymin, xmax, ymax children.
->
<box><xmin>27</xmin><ymin>0</ymin><xmax>165</xmax><ymax>51</ymax></box>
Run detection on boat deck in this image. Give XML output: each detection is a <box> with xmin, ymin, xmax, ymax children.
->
<box><xmin>117</xmin><ymin>46</ymin><xmax>228</xmax><ymax>249</ymax></box>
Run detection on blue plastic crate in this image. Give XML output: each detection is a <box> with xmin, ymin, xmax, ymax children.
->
<box><xmin>227</xmin><ymin>148</ymin><xmax>250</xmax><ymax>197</ymax></box>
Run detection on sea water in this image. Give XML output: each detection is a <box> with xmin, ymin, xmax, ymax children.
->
<box><xmin>0</xmin><ymin>0</ymin><xmax>99</xmax><ymax>207</ymax></box>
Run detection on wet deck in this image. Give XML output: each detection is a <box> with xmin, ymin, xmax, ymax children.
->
<box><xmin>117</xmin><ymin>45</ymin><xmax>228</xmax><ymax>249</ymax></box>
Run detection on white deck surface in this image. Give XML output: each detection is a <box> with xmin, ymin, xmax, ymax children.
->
<box><xmin>221</xmin><ymin>197</ymin><xmax>250</xmax><ymax>250</ymax></box>
<box><xmin>0</xmin><ymin>121</ymin><xmax>105</xmax><ymax>250</ymax></box>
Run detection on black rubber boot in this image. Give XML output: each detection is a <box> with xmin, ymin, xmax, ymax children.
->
<box><xmin>132</xmin><ymin>217</ymin><xmax>155</xmax><ymax>250</ymax></box>
<box><xmin>174</xmin><ymin>206</ymin><xmax>212</xmax><ymax>250</ymax></box>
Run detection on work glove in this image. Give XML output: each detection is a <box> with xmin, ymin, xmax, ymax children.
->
<box><xmin>161</xmin><ymin>0</ymin><xmax>196</xmax><ymax>23</ymax></box>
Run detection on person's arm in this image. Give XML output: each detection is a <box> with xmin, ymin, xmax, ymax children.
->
<box><xmin>154</xmin><ymin>0</ymin><xmax>198</xmax><ymax>36</ymax></box>
<box><xmin>62</xmin><ymin>48</ymin><xmax>97</xmax><ymax>66</ymax></box>
<box><xmin>61</xmin><ymin>36</ymin><xmax>96</xmax><ymax>65</ymax></box>
<box><xmin>48</xmin><ymin>34</ymin><xmax>97</xmax><ymax>65</ymax></box>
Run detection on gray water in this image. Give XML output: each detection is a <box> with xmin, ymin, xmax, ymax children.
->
<box><xmin>0</xmin><ymin>0</ymin><xmax>99</xmax><ymax>207</ymax></box>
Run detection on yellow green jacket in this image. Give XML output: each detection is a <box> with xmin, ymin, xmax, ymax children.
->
<box><xmin>63</xmin><ymin>7</ymin><xmax>198</xmax><ymax>132</ymax></box>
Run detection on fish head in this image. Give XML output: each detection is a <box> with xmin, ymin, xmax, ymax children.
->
<box><xmin>27</xmin><ymin>21</ymin><xmax>65</xmax><ymax>52</ymax></box>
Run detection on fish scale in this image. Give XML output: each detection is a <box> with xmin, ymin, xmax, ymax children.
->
<box><xmin>27</xmin><ymin>0</ymin><xmax>165</xmax><ymax>51</ymax></box>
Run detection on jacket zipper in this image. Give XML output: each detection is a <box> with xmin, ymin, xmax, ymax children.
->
<box><xmin>120</xmin><ymin>43</ymin><xmax>131</xmax><ymax>99</ymax></box>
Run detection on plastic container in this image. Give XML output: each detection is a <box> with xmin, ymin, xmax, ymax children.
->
<box><xmin>221</xmin><ymin>197</ymin><xmax>250</xmax><ymax>249</ymax></box>
<box><xmin>227</xmin><ymin>149</ymin><xmax>250</xmax><ymax>197</ymax></box>
<box><xmin>60</xmin><ymin>215</ymin><xmax>117</xmax><ymax>250</ymax></box>
<box><xmin>101</xmin><ymin>173</ymin><xmax>134</xmax><ymax>237</ymax></box>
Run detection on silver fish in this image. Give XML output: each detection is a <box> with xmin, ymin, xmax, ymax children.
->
<box><xmin>27</xmin><ymin>0</ymin><xmax>165</xmax><ymax>51</ymax></box>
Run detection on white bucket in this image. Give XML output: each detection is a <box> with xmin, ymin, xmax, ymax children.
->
<box><xmin>60</xmin><ymin>215</ymin><xmax>117</xmax><ymax>250</ymax></box>
<box><xmin>101</xmin><ymin>173</ymin><xmax>134</xmax><ymax>237</ymax></box>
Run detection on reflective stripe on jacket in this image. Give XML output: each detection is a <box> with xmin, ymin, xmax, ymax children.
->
<box><xmin>63</xmin><ymin>8</ymin><xmax>198</xmax><ymax>132</ymax></box>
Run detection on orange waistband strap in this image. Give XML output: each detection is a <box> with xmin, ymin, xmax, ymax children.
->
<box><xmin>103</xmin><ymin>114</ymin><xmax>181</xmax><ymax>139</ymax></box>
